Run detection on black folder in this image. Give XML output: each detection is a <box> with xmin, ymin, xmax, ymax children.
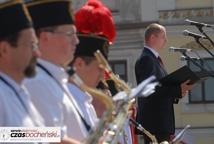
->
<box><xmin>160</xmin><ymin>66</ymin><xmax>202</xmax><ymax>85</ymax></box>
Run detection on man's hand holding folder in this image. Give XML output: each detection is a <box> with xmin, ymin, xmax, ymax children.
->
<box><xmin>159</xmin><ymin>65</ymin><xmax>202</xmax><ymax>97</ymax></box>
<box><xmin>181</xmin><ymin>80</ymin><xmax>195</xmax><ymax>96</ymax></box>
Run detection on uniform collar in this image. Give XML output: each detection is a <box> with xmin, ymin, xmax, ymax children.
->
<box><xmin>37</xmin><ymin>59</ymin><xmax>68</xmax><ymax>83</ymax></box>
<box><xmin>69</xmin><ymin>83</ymin><xmax>92</xmax><ymax>102</ymax></box>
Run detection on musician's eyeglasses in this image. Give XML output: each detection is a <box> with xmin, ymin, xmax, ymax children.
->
<box><xmin>50</xmin><ymin>31</ymin><xmax>77</xmax><ymax>37</ymax></box>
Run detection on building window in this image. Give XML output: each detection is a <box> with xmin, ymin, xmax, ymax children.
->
<box><xmin>109</xmin><ymin>60</ymin><xmax>127</xmax><ymax>82</ymax></box>
<box><xmin>188</xmin><ymin>58</ymin><xmax>214</xmax><ymax>103</ymax></box>
<box><xmin>101</xmin><ymin>0</ymin><xmax>120</xmax><ymax>13</ymax></box>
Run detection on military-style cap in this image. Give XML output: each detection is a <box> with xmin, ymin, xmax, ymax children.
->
<box><xmin>26</xmin><ymin>0</ymin><xmax>74</xmax><ymax>29</ymax></box>
<box><xmin>0</xmin><ymin>0</ymin><xmax>32</xmax><ymax>38</ymax></box>
<box><xmin>75</xmin><ymin>34</ymin><xmax>109</xmax><ymax>58</ymax></box>
<box><xmin>75</xmin><ymin>0</ymin><xmax>116</xmax><ymax>58</ymax></box>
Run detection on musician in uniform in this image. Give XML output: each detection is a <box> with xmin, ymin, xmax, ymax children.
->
<box><xmin>67</xmin><ymin>0</ymin><xmax>133</xmax><ymax>143</ymax></box>
<box><xmin>67</xmin><ymin>0</ymin><xmax>116</xmax><ymax>132</ymax></box>
<box><xmin>0</xmin><ymin>0</ymin><xmax>42</xmax><ymax>127</ymax></box>
<box><xmin>23</xmin><ymin>0</ymin><xmax>86</xmax><ymax>143</ymax></box>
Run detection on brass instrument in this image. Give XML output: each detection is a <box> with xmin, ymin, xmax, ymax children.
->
<box><xmin>67</xmin><ymin>67</ymin><xmax>115</xmax><ymax>144</ymax></box>
<box><xmin>94</xmin><ymin>50</ymin><xmax>131</xmax><ymax>95</ymax></box>
<box><xmin>101</xmin><ymin>99</ymin><xmax>134</xmax><ymax>144</ymax></box>
<box><xmin>100</xmin><ymin>84</ymin><xmax>159</xmax><ymax>144</ymax></box>
<box><xmin>94</xmin><ymin>50</ymin><xmax>158</xmax><ymax>144</ymax></box>
<box><xmin>129</xmin><ymin>118</ymin><xmax>158</xmax><ymax>144</ymax></box>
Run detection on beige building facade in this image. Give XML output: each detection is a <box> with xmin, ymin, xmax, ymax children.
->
<box><xmin>74</xmin><ymin>0</ymin><xmax>214</xmax><ymax>143</ymax></box>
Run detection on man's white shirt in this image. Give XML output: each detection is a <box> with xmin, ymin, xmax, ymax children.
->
<box><xmin>67</xmin><ymin>83</ymin><xmax>99</xmax><ymax>130</ymax></box>
<box><xmin>0</xmin><ymin>72</ymin><xmax>43</xmax><ymax>127</ymax></box>
<box><xmin>24</xmin><ymin>59</ymin><xmax>88</xmax><ymax>141</ymax></box>
<box><xmin>67</xmin><ymin>81</ymin><xmax>133</xmax><ymax>144</ymax></box>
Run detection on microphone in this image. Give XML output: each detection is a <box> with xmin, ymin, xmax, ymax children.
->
<box><xmin>180</xmin><ymin>56</ymin><xmax>200</xmax><ymax>61</ymax></box>
<box><xmin>169</xmin><ymin>47</ymin><xmax>192</xmax><ymax>53</ymax></box>
<box><xmin>183</xmin><ymin>30</ymin><xmax>206</xmax><ymax>39</ymax></box>
<box><xmin>185</xmin><ymin>19</ymin><xmax>214</xmax><ymax>28</ymax></box>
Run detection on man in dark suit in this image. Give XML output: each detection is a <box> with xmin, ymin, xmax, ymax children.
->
<box><xmin>135</xmin><ymin>23</ymin><xmax>193</xmax><ymax>143</ymax></box>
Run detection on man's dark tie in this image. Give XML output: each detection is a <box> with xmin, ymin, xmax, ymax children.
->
<box><xmin>158</xmin><ymin>56</ymin><xmax>164</xmax><ymax>67</ymax></box>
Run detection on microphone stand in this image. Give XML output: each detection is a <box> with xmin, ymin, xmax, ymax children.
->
<box><xmin>181</xmin><ymin>51</ymin><xmax>214</xmax><ymax>78</ymax></box>
<box><xmin>196</xmin><ymin>26</ymin><xmax>214</xmax><ymax>48</ymax></box>
<box><xmin>194</xmin><ymin>37</ymin><xmax>214</xmax><ymax>58</ymax></box>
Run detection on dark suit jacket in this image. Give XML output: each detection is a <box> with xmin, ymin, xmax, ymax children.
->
<box><xmin>135</xmin><ymin>47</ymin><xmax>181</xmax><ymax>135</ymax></box>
